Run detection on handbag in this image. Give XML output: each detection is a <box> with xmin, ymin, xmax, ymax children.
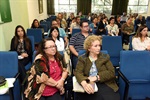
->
<box><xmin>64</xmin><ymin>45</ymin><xmax>72</xmax><ymax>76</ymax></box>
<box><xmin>0</xmin><ymin>76</ymin><xmax>6</xmax><ymax>87</ymax></box>
<box><xmin>73</xmin><ymin>76</ymin><xmax>98</xmax><ymax>93</ymax></box>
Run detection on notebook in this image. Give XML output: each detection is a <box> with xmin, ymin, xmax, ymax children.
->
<box><xmin>73</xmin><ymin>76</ymin><xmax>98</xmax><ymax>93</ymax></box>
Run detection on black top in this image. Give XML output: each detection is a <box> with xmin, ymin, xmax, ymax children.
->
<box><xmin>10</xmin><ymin>37</ymin><xmax>32</xmax><ymax>61</ymax></box>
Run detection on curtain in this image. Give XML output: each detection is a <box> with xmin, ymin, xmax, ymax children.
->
<box><xmin>112</xmin><ymin>0</ymin><xmax>129</xmax><ymax>15</ymax></box>
<box><xmin>47</xmin><ymin>0</ymin><xmax>55</xmax><ymax>15</ymax></box>
<box><xmin>77</xmin><ymin>0</ymin><xmax>91</xmax><ymax>15</ymax></box>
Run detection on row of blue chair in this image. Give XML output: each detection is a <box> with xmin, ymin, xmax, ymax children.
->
<box><xmin>119</xmin><ymin>51</ymin><xmax>150</xmax><ymax>100</ymax></box>
<box><xmin>0</xmin><ymin>51</ymin><xmax>21</xmax><ymax>100</ymax></box>
<box><xmin>1</xmin><ymin>50</ymin><xmax>150</xmax><ymax>100</ymax></box>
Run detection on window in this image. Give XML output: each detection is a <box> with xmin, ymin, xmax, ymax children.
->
<box><xmin>128</xmin><ymin>0</ymin><xmax>149</xmax><ymax>14</ymax></box>
<box><xmin>91</xmin><ymin>0</ymin><xmax>113</xmax><ymax>14</ymax></box>
<box><xmin>55</xmin><ymin>0</ymin><xmax>77</xmax><ymax>13</ymax></box>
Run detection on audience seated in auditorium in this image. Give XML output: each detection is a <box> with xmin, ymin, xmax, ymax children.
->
<box><xmin>56</xmin><ymin>17</ymin><xmax>62</xmax><ymax>28</ymax></box>
<box><xmin>97</xmin><ymin>15</ymin><xmax>102</xmax><ymax>25</ymax></box>
<box><xmin>121</xmin><ymin>17</ymin><xmax>134</xmax><ymax>45</ymax></box>
<box><xmin>70</xmin><ymin>16</ymin><xmax>81</xmax><ymax>34</ymax></box>
<box><xmin>24</xmin><ymin>38</ymin><xmax>68</xmax><ymax>100</ymax></box>
<box><xmin>98</xmin><ymin>16</ymin><xmax>108</xmax><ymax>28</ymax></box>
<box><xmin>106</xmin><ymin>17</ymin><xmax>119</xmax><ymax>36</ymax></box>
<box><xmin>134</xmin><ymin>15</ymin><xmax>146</xmax><ymax>32</ymax></box>
<box><xmin>67</xmin><ymin>13</ymin><xmax>75</xmax><ymax>28</ymax></box>
<box><xmin>89</xmin><ymin>17</ymin><xmax>98</xmax><ymax>32</ymax></box>
<box><xmin>74</xmin><ymin>35</ymin><xmax>120</xmax><ymax>100</ymax></box>
<box><xmin>86</xmin><ymin>12</ymin><xmax>92</xmax><ymax>21</ymax></box>
<box><xmin>115</xmin><ymin>15</ymin><xmax>122</xmax><ymax>35</ymax></box>
<box><xmin>95</xmin><ymin>21</ymin><xmax>106</xmax><ymax>36</ymax></box>
<box><xmin>31</xmin><ymin>19</ymin><xmax>43</xmax><ymax>29</ymax></box>
<box><xmin>48</xmin><ymin>20</ymin><xmax>68</xmax><ymax>46</ymax></box>
<box><xmin>120</xmin><ymin>12</ymin><xmax>128</xmax><ymax>23</ymax></box>
<box><xmin>132</xmin><ymin>25</ymin><xmax>150</xmax><ymax>51</ymax></box>
<box><xmin>49</xmin><ymin>26</ymin><xmax>65</xmax><ymax>52</ymax></box>
<box><xmin>77</xmin><ymin>11</ymin><xmax>84</xmax><ymax>19</ymax></box>
<box><xmin>10</xmin><ymin>25</ymin><xmax>32</xmax><ymax>81</ymax></box>
<box><xmin>31</xmin><ymin>19</ymin><xmax>45</xmax><ymax>37</ymax></box>
<box><xmin>69</xmin><ymin>20</ymin><xmax>92</xmax><ymax>69</ymax></box>
<box><xmin>57</xmin><ymin>13</ymin><xmax>67</xmax><ymax>30</ymax></box>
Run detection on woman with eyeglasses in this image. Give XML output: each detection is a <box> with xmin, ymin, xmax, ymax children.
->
<box><xmin>24</xmin><ymin>38</ymin><xmax>68</xmax><ymax>100</ymax></box>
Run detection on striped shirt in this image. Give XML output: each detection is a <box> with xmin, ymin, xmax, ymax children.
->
<box><xmin>69</xmin><ymin>32</ymin><xmax>92</xmax><ymax>52</ymax></box>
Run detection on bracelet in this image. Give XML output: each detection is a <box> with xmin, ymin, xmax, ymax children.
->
<box><xmin>61</xmin><ymin>78</ymin><xmax>65</xmax><ymax>81</ymax></box>
<box><xmin>96</xmin><ymin>75</ymin><xmax>98</xmax><ymax>82</ymax></box>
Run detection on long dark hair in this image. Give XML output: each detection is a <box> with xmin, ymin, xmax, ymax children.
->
<box><xmin>135</xmin><ymin>25</ymin><xmax>148</xmax><ymax>39</ymax></box>
<box><xmin>36</xmin><ymin>38</ymin><xmax>61</xmax><ymax>66</ymax></box>
<box><xmin>14</xmin><ymin>25</ymin><xmax>31</xmax><ymax>50</ymax></box>
<box><xmin>49</xmin><ymin>26</ymin><xmax>60</xmax><ymax>41</ymax></box>
<box><xmin>31</xmin><ymin>19</ymin><xmax>40</xmax><ymax>28</ymax></box>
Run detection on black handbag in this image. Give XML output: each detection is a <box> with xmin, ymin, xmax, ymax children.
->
<box><xmin>0</xmin><ymin>76</ymin><xmax>6</xmax><ymax>86</ymax></box>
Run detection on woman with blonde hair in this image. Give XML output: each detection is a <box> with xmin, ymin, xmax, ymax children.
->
<box><xmin>74</xmin><ymin>35</ymin><xmax>120</xmax><ymax>100</ymax></box>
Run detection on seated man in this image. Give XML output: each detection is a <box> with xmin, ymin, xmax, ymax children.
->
<box><xmin>69</xmin><ymin>20</ymin><xmax>92</xmax><ymax>69</ymax></box>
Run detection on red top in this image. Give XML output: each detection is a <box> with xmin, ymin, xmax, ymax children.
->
<box><xmin>42</xmin><ymin>60</ymin><xmax>62</xmax><ymax>96</ymax></box>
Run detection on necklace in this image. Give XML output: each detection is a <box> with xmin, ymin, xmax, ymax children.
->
<box><xmin>49</xmin><ymin>60</ymin><xmax>57</xmax><ymax>73</ymax></box>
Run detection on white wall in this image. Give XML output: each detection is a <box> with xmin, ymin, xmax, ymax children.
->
<box><xmin>0</xmin><ymin>25</ymin><xmax>6</xmax><ymax>51</ymax></box>
<box><xmin>27</xmin><ymin>0</ymin><xmax>48</xmax><ymax>27</ymax></box>
<box><xmin>0</xmin><ymin>0</ymin><xmax>29</xmax><ymax>51</ymax></box>
<box><xmin>0</xmin><ymin>0</ymin><xmax>48</xmax><ymax>51</ymax></box>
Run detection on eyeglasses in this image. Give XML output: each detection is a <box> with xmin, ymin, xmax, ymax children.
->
<box><xmin>82</xmin><ymin>25</ymin><xmax>89</xmax><ymax>28</ymax></box>
<box><xmin>44</xmin><ymin>45</ymin><xmax>56</xmax><ymax>49</ymax></box>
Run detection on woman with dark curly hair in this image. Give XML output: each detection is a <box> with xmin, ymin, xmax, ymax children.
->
<box><xmin>24</xmin><ymin>38</ymin><xmax>68</xmax><ymax>100</ymax></box>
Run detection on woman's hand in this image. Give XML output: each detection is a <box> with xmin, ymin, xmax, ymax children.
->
<box><xmin>56</xmin><ymin>78</ymin><xmax>65</xmax><ymax>90</ymax></box>
<box><xmin>88</xmin><ymin>76</ymin><xmax>97</xmax><ymax>82</ymax></box>
<box><xmin>59</xmin><ymin>87</ymin><xmax>65</xmax><ymax>95</ymax></box>
<box><xmin>36</xmin><ymin>73</ymin><xmax>48</xmax><ymax>84</ymax></box>
<box><xmin>55</xmin><ymin>78</ymin><xmax>65</xmax><ymax>95</ymax></box>
<box><xmin>81</xmin><ymin>80</ymin><xmax>94</xmax><ymax>94</ymax></box>
<box><xmin>146</xmin><ymin>45</ymin><xmax>150</xmax><ymax>50</ymax></box>
<box><xmin>21</xmin><ymin>53</ymin><xmax>28</xmax><ymax>57</ymax></box>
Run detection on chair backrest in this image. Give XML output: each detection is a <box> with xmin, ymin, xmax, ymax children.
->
<box><xmin>120</xmin><ymin>51</ymin><xmax>150</xmax><ymax>81</ymax></box>
<box><xmin>27</xmin><ymin>36</ymin><xmax>35</xmax><ymax>52</ymax></box>
<box><xmin>102</xmin><ymin>36</ymin><xmax>122</xmax><ymax>66</ymax></box>
<box><xmin>27</xmin><ymin>28</ymin><xmax>43</xmax><ymax>44</ymax></box>
<box><xmin>50</xmin><ymin>15</ymin><xmax>56</xmax><ymax>20</ymax></box>
<box><xmin>0</xmin><ymin>51</ymin><xmax>21</xmax><ymax>100</ymax></box>
<box><xmin>92</xmin><ymin>29</ymin><xmax>97</xmax><ymax>34</ymax></box>
<box><xmin>32</xmin><ymin>50</ymin><xmax>37</xmax><ymax>62</ymax></box>
<box><xmin>119</xmin><ymin>51</ymin><xmax>150</xmax><ymax>99</ymax></box>
<box><xmin>72</xmin><ymin>28</ymin><xmax>81</xmax><ymax>36</ymax></box>
<box><xmin>102</xmin><ymin>36</ymin><xmax>122</xmax><ymax>56</ymax></box>
<box><xmin>78</xmin><ymin>50</ymin><xmax>108</xmax><ymax>56</ymax></box>
<box><xmin>0</xmin><ymin>51</ymin><xmax>18</xmax><ymax>78</ymax></box>
<box><xmin>40</xmin><ymin>24</ymin><xmax>48</xmax><ymax>32</ymax></box>
<box><xmin>146</xmin><ymin>21</ymin><xmax>150</xmax><ymax>31</ymax></box>
<box><xmin>129</xmin><ymin>35</ymin><xmax>133</xmax><ymax>50</ymax></box>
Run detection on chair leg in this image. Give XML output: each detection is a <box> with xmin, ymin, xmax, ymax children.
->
<box><xmin>9</xmin><ymin>87</ymin><xmax>14</xmax><ymax>100</ymax></box>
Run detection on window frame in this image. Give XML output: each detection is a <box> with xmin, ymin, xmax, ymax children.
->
<box><xmin>127</xmin><ymin>0</ymin><xmax>149</xmax><ymax>14</ymax></box>
<box><xmin>55</xmin><ymin>0</ymin><xmax>77</xmax><ymax>13</ymax></box>
<box><xmin>91</xmin><ymin>0</ymin><xmax>113</xmax><ymax>14</ymax></box>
